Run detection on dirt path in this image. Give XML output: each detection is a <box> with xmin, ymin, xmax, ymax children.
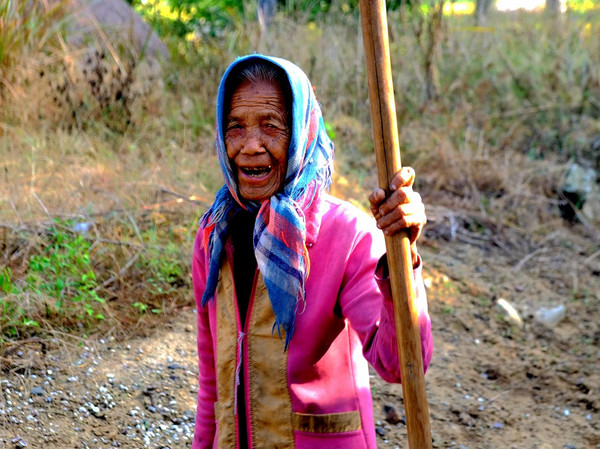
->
<box><xmin>1</xmin><ymin>231</ymin><xmax>599</xmax><ymax>449</ymax></box>
<box><xmin>0</xmin><ymin>313</ymin><xmax>199</xmax><ymax>449</ymax></box>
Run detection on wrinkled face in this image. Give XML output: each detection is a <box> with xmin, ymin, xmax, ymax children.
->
<box><xmin>225</xmin><ymin>79</ymin><xmax>291</xmax><ymax>202</ymax></box>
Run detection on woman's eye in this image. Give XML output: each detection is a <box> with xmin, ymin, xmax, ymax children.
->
<box><xmin>265</xmin><ymin>123</ymin><xmax>284</xmax><ymax>130</ymax></box>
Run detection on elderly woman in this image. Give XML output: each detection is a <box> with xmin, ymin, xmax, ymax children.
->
<box><xmin>192</xmin><ymin>55</ymin><xmax>432</xmax><ymax>449</ymax></box>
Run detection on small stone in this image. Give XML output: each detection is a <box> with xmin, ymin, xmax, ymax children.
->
<box><xmin>375</xmin><ymin>426</ymin><xmax>386</xmax><ymax>437</ymax></box>
<box><xmin>559</xmin><ymin>162</ymin><xmax>597</xmax><ymax>221</ymax></box>
<box><xmin>30</xmin><ymin>387</ymin><xmax>44</xmax><ymax>396</ymax></box>
<box><xmin>483</xmin><ymin>367</ymin><xmax>500</xmax><ymax>380</ymax></box>
<box><xmin>458</xmin><ymin>412</ymin><xmax>476</xmax><ymax>427</ymax></box>
<box><xmin>535</xmin><ymin>305</ymin><xmax>566</xmax><ymax>328</ymax></box>
<box><xmin>383</xmin><ymin>404</ymin><xmax>404</xmax><ymax>424</ymax></box>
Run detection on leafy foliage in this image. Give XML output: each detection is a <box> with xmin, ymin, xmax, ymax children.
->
<box><xmin>0</xmin><ymin>268</ymin><xmax>36</xmax><ymax>341</ymax></box>
<box><xmin>0</xmin><ymin>268</ymin><xmax>17</xmax><ymax>295</ymax></box>
<box><xmin>124</xmin><ymin>0</ymin><xmax>419</xmax><ymax>42</ymax></box>
<box><xmin>0</xmin><ymin>217</ymin><xmax>194</xmax><ymax>340</ymax></box>
<box><xmin>0</xmin><ymin>220</ymin><xmax>106</xmax><ymax>340</ymax></box>
<box><xmin>126</xmin><ymin>0</ymin><xmax>243</xmax><ymax>38</ymax></box>
<box><xmin>137</xmin><ymin>229</ymin><xmax>188</xmax><ymax>297</ymax></box>
<box><xmin>26</xmin><ymin>221</ymin><xmax>105</xmax><ymax>320</ymax></box>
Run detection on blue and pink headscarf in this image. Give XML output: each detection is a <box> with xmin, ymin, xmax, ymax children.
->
<box><xmin>200</xmin><ymin>54</ymin><xmax>335</xmax><ymax>349</ymax></box>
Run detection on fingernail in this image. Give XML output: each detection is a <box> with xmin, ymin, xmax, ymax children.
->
<box><xmin>379</xmin><ymin>209</ymin><xmax>385</xmax><ymax>216</ymax></box>
<box><xmin>390</xmin><ymin>183</ymin><xmax>397</xmax><ymax>191</ymax></box>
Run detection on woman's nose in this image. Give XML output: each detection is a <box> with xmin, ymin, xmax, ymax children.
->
<box><xmin>240</xmin><ymin>128</ymin><xmax>266</xmax><ymax>154</ymax></box>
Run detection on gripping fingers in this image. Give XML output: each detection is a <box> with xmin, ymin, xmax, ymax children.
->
<box><xmin>369</xmin><ymin>188</ymin><xmax>387</xmax><ymax>219</ymax></box>
<box><xmin>381</xmin><ymin>187</ymin><xmax>410</xmax><ymax>215</ymax></box>
<box><xmin>376</xmin><ymin>199</ymin><xmax>420</xmax><ymax>229</ymax></box>
<box><xmin>390</xmin><ymin>166</ymin><xmax>415</xmax><ymax>191</ymax></box>
<box><xmin>370</xmin><ymin>166</ymin><xmax>423</xmax><ymax>239</ymax></box>
<box><xmin>376</xmin><ymin>192</ymin><xmax>426</xmax><ymax>240</ymax></box>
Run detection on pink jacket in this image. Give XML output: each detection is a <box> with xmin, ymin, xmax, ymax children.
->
<box><xmin>192</xmin><ymin>194</ymin><xmax>433</xmax><ymax>449</ymax></box>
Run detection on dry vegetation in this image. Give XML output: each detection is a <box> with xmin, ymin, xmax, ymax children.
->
<box><xmin>1</xmin><ymin>3</ymin><xmax>599</xmax><ymax>345</ymax></box>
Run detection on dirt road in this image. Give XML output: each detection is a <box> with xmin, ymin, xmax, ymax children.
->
<box><xmin>1</xmin><ymin>223</ymin><xmax>599</xmax><ymax>449</ymax></box>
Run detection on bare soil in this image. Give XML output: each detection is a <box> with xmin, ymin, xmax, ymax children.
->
<box><xmin>1</xmin><ymin>208</ymin><xmax>599</xmax><ymax>449</ymax></box>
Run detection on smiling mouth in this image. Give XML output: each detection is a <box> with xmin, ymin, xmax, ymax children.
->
<box><xmin>240</xmin><ymin>166</ymin><xmax>272</xmax><ymax>177</ymax></box>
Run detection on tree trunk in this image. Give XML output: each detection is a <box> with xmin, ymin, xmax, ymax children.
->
<box><xmin>402</xmin><ymin>0</ymin><xmax>445</xmax><ymax>105</ymax></box>
<box><xmin>258</xmin><ymin>0</ymin><xmax>277</xmax><ymax>49</ymax></box>
<box><xmin>475</xmin><ymin>0</ymin><xmax>493</xmax><ymax>25</ymax></box>
<box><xmin>258</xmin><ymin>0</ymin><xmax>276</xmax><ymax>29</ymax></box>
<box><xmin>423</xmin><ymin>0</ymin><xmax>444</xmax><ymax>102</ymax></box>
<box><xmin>545</xmin><ymin>0</ymin><xmax>561</xmax><ymax>16</ymax></box>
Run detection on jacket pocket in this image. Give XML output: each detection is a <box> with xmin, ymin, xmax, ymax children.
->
<box><xmin>294</xmin><ymin>428</ymin><xmax>368</xmax><ymax>449</ymax></box>
<box><xmin>292</xmin><ymin>410</ymin><xmax>361</xmax><ymax>433</ymax></box>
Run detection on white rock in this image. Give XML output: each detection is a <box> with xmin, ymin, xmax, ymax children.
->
<box><xmin>535</xmin><ymin>305</ymin><xmax>566</xmax><ymax>327</ymax></box>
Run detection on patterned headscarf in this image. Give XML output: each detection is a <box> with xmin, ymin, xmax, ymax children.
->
<box><xmin>200</xmin><ymin>54</ymin><xmax>334</xmax><ymax>349</ymax></box>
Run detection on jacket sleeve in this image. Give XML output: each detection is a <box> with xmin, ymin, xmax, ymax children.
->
<box><xmin>339</xmin><ymin>225</ymin><xmax>433</xmax><ymax>383</ymax></box>
<box><xmin>191</xmin><ymin>229</ymin><xmax>217</xmax><ymax>449</ymax></box>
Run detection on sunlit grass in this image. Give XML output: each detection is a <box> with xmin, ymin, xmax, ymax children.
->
<box><xmin>444</xmin><ymin>2</ymin><xmax>476</xmax><ymax>15</ymax></box>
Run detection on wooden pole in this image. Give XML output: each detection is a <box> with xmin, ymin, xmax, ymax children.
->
<box><xmin>359</xmin><ymin>1</ymin><xmax>434</xmax><ymax>448</ymax></box>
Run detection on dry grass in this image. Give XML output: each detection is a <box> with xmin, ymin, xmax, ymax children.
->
<box><xmin>1</xmin><ymin>6</ymin><xmax>600</xmax><ymax>343</ymax></box>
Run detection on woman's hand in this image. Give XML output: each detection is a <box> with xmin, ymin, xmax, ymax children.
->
<box><xmin>368</xmin><ymin>166</ymin><xmax>426</xmax><ymax>268</ymax></box>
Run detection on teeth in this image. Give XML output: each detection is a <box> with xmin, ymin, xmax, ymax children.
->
<box><xmin>241</xmin><ymin>166</ymin><xmax>271</xmax><ymax>177</ymax></box>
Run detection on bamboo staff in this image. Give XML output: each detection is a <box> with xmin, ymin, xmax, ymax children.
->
<box><xmin>359</xmin><ymin>1</ymin><xmax>433</xmax><ymax>448</ymax></box>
